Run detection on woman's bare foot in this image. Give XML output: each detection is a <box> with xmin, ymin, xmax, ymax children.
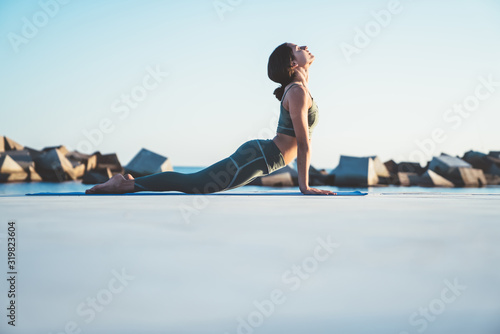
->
<box><xmin>85</xmin><ymin>174</ymin><xmax>136</xmax><ymax>194</ymax></box>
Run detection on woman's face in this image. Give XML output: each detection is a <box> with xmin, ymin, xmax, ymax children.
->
<box><xmin>288</xmin><ymin>43</ymin><xmax>315</xmax><ymax>67</ymax></box>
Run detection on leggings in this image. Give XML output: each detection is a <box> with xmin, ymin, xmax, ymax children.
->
<box><xmin>133</xmin><ymin>139</ymin><xmax>286</xmax><ymax>193</ymax></box>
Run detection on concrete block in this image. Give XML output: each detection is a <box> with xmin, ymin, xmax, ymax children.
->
<box><xmin>66</xmin><ymin>151</ymin><xmax>97</xmax><ymax>172</ymax></box>
<box><xmin>429</xmin><ymin>154</ymin><xmax>472</xmax><ymax>176</ymax></box>
<box><xmin>366</xmin><ymin>156</ymin><xmax>390</xmax><ymax>184</ymax></box>
<box><xmin>2</xmin><ymin>136</ymin><xmax>24</xmax><ymax>151</ymax></box>
<box><xmin>330</xmin><ymin>155</ymin><xmax>379</xmax><ymax>187</ymax></box>
<box><xmin>488</xmin><ymin>151</ymin><xmax>500</xmax><ymax>159</ymax></box>
<box><xmin>24</xmin><ymin>146</ymin><xmax>43</xmax><ymax>160</ymax></box>
<box><xmin>34</xmin><ymin>148</ymin><xmax>77</xmax><ymax>182</ymax></box>
<box><xmin>1</xmin><ymin>150</ymin><xmax>34</xmax><ymax>171</ymax></box>
<box><xmin>82</xmin><ymin>168</ymin><xmax>113</xmax><ymax>185</ymax></box>
<box><xmin>462</xmin><ymin>150</ymin><xmax>491</xmax><ymax>171</ymax></box>
<box><xmin>488</xmin><ymin>163</ymin><xmax>500</xmax><ymax>177</ymax></box>
<box><xmin>73</xmin><ymin>164</ymin><xmax>86</xmax><ymax>179</ymax></box>
<box><xmin>125</xmin><ymin>148</ymin><xmax>173</xmax><ymax>177</ymax></box>
<box><xmin>484</xmin><ymin>173</ymin><xmax>500</xmax><ymax>185</ymax></box>
<box><xmin>0</xmin><ymin>172</ymin><xmax>29</xmax><ymax>183</ymax></box>
<box><xmin>451</xmin><ymin>167</ymin><xmax>487</xmax><ymax>187</ymax></box>
<box><xmin>416</xmin><ymin>170</ymin><xmax>454</xmax><ymax>187</ymax></box>
<box><xmin>248</xmin><ymin>164</ymin><xmax>296</xmax><ymax>187</ymax></box>
<box><xmin>42</xmin><ymin>145</ymin><xmax>69</xmax><ymax>156</ymax></box>
<box><xmin>396</xmin><ymin>172</ymin><xmax>419</xmax><ymax>186</ymax></box>
<box><xmin>291</xmin><ymin>159</ymin><xmax>327</xmax><ymax>186</ymax></box>
<box><xmin>95</xmin><ymin>153</ymin><xmax>123</xmax><ymax>174</ymax></box>
<box><xmin>28</xmin><ymin>165</ymin><xmax>43</xmax><ymax>182</ymax></box>
<box><xmin>0</xmin><ymin>155</ymin><xmax>25</xmax><ymax>174</ymax></box>
<box><xmin>398</xmin><ymin>162</ymin><xmax>425</xmax><ymax>175</ymax></box>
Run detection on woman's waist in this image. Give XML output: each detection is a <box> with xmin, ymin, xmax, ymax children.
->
<box><xmin>272</xmin><ymin>135</ymin><xmax>297</xmax><ymax>165</ymax></box>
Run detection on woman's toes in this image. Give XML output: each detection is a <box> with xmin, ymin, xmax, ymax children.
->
<box><xmin>124</xmin><ymin>174</ymin><xmax>135</xmax><ymax>180</ymax></box>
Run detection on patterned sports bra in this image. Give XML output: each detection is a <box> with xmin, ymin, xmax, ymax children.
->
<box><xmin>276</xmin><ymin>83</ymin><xmax>319</xmax><ymax>138</ymax></box>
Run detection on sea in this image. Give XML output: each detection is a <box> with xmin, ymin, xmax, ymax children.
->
<box><xmin>1</xmin><ymin>166</ymin><xmax>499</xmax><ymax>195</ymax></box>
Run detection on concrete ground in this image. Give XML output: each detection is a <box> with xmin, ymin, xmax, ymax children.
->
<box><xmin>0</xmin><ymin>192</ymin><xmax>499</xmax><ymax>334</ymax></box>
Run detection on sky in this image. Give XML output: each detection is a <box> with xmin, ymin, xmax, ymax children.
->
<box><xmin>1</xmin><ymin>0</ymin><xmax>499</xmax><ymax>168</ymax></box>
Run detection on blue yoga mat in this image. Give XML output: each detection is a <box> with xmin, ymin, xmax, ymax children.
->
<box><xmin>25</xmin><ymin>190</ymin><xmax>367</xmax><ymax>196</ymax></box>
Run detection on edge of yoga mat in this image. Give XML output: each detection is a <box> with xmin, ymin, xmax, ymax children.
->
<box><xmin>25</xmin><ymin>190</ymin><xmax>368</xmax><ymax>196</ymax></box>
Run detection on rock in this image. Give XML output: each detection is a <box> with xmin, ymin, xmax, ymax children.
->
<box><xmin>95</xmin><ymin>153</ymin><xmax>123</xmax><ymax>174</ymax></box>
<box><xmin>125</xmin><ymin>148</ymin><xmax>173</xmax><ymax>177</ymax></box>
<box><xmin>398</xmin><ymin>162</ymin><xmax>425</xmax><ymax>175</ymax></box>
<box><xmin>249</xmin><ymin>164</ymin><xmax>296</xmax><ymax>187</ymax></box>
<box><xmin>488</xmin><ymin>163</ymin><xmax>500</xmax><ymax>177</ymax></box>
<box><xmin>429</xmin><ymin>153</ymin><xmax>472</xmax><ymax>175</ymax></box>
<box><xmin>462</xmin><ymin>150</ymin><xmax>490</xmax><ymax>171</ymax></box>
<box><xmin>24</xmin><ymin>146</ymin><xmax>43</xmax><ymax>160</ymax></box>
<box><xmin>73</xmin><ymin>164</ymin><xmax>86</xmax><ymax>179</ymax></box>
<box><xmin>396</xmin><ymin>169</ymin><xmax>453</xmax><ymax>187</ymax></box>
<box><xmin>416</xmin><ymin>170</ymin><xmax>455</xmax><ymax>187</ymax></box>
<box><xmin>0</xmin><ymin>150</ymin><xmax>40</xmax><ymax>182</ymax></box>
<box><xmin>488</xmin><ymin>151</ymin><xmax>500</xmax><ymax>159</ymax></box>
<box><xmin>0</xmin><ymin>154</ymin><xmax>25</xmax><ymax>174</ymax></box>
<box><xmin>0</xmin><ymin>172</ymin><xmax>29</xmax><ymax>183</ymax></box>
<box><xmin>366</xmin><ymin>156</ymin><xmax>390</xmax><ymax>184</ymax></box>
<box><xmin>34</xmin><ymin>148</ymin><xmax>77</xmax><ymax>182</ymax></box>
<box><xmin>330</xmin><ymin>155</ymin><xmax>379</xmax><ymax>187</ymax></box>
<box><xmin>1</xmin><ymin>150</ymin><xmax>34</xmax><ymax>171</ymax></box>
<box><xmin>82</xmin><ymin>168</ymin><xmax>113</xmax><ymax>185</ymax></box>
<box><xmin>308</xmin><ymin>165</ymin><xmax>328</xmax><ymax>186</ymax></box>
<box><xmin>384</xmin><ymin>160</ymin><xmax>425</xmax><ymax>185</ymax></box>
<box><xmin>484</xmin><ymin>173</ymin><xmax>500</xmax><ymax>185</ymax></box>
<box><xmin>384</xmin><ymin>160</ymin><xmax>425</xmax><ymax>175</ymax></box>
<box><xmin>396</xmin><ymin>172</ymin><xmax>419</xmax><ymax>186</ymax></box>
<box><xmin>66</xmin><ymin>151</ymin><xmax>97</xmax><ymax>172</ymax></box>
<box><xmin>1</xmin><ymin>136</ymin><xmax>24</xmax><ymax>151</ymax></box>
<box><xmin>291</xmin><ymin>159</ymin><xmax>328</xmax><ymax>186</ymax></box>
<box><xmin>429</xmin><ymin>153</ymin><xmax>486</xmax><ymax>187</ymax></box>
<box><xmin>452</xmin><ymin>167</ymin><xmax>487</xmax><ymax>187</ymax></box>
<box><xmin>42</xmin><ymin>145</ymin><xmax>69</xmax><ymax>156</ymax></box>
<box><xmin>28</xmin><ymin>165</ymin><xmax>43</xmax><ymax>182</ymax></box>
<box><xmin>250</xmin><ymin>159</ymin><xmax>328</xmax><ymax>187</ymax></box>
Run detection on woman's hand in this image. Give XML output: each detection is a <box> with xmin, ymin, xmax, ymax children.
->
<box><xmin>300</xmin><ymin>187</ymin><xmax>337</xmax><ymax>195</ymax></box>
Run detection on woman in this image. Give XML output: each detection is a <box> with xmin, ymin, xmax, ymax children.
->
<box><xmin>86</xmin><ymin>42</ymin><xmax>334</xmax><ymax>195</ymax></box>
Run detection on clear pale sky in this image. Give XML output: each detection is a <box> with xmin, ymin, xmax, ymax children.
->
<box><xmin>1</xmin><ymin>0</ymin><xmax>499</xmax><ymax>168</ymax></box>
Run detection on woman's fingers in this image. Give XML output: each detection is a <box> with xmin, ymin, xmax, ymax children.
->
<box><xmin>302</xmin><ymin>187</ymin><xmax>337</xmax><ymax>195</ymax></box>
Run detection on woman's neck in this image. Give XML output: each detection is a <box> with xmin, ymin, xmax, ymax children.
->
<box><xmin>291</xmin><ymin>67</ymin><xmax>309</xmax><ymax>89</ymax></box>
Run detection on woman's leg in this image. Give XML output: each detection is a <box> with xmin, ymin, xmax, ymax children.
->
<box><xmin>132</xmin><ymin>157</ymin><xmax>238</xmax><ymax>193</ymax></box>
<box><xmin>134</xmin><ymin>139</ymin><xmax>286</xmax><ymax>194</ymax></box>
<box><xmin>86</xmin><ymin>139</ymin><xmax>286</xmax><ymax>194</ymax></box>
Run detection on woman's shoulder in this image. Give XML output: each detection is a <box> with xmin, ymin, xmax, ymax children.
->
<box><xmin>283</xmin><ymin>83</ymin><xmax>308</xmax><ymax>101</ymax></box>
<box><xmin>283</xmin><ymin>83</ymin><xmax>311</xmax><ymax>109</ymax></box>
<box><xmin>284</xmin><ymin>82</ymin><xmax>307</xmax><ymax>95</ymax></box>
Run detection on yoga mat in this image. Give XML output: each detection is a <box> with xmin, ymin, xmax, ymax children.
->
<box><xmin>25</xmin><ymin>190</ymin><xmax>367</xmax><ymax>196</ymax></box>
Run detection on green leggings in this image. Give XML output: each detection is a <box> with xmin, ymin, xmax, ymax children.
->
<box><xmin>133</xmin><ymin>139</ymin><xmax>286</xmax><ymax>193</ymax></box>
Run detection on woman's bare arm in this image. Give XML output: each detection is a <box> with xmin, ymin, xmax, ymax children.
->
<box><xmin>288</xmin><ymin>85</ymin><xmax>335</xmax><ymax>195</ymax></box>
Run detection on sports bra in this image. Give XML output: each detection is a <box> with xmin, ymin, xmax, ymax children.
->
<box><xmin>276</xmin><ymin>83</ymin><xmax>319</xmax><ymax>138</ymax></box>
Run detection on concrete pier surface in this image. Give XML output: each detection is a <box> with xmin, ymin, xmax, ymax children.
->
<box><xmin>0</xmin><ymin>192</ymin><xmax>499</xmax><ymax>334</ymax></box>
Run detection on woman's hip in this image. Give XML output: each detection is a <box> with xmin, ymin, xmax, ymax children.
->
<box><xmin>229</xmin><ymin>139</ymin><xmax>286</xmax><ymax>175</ymax></box>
